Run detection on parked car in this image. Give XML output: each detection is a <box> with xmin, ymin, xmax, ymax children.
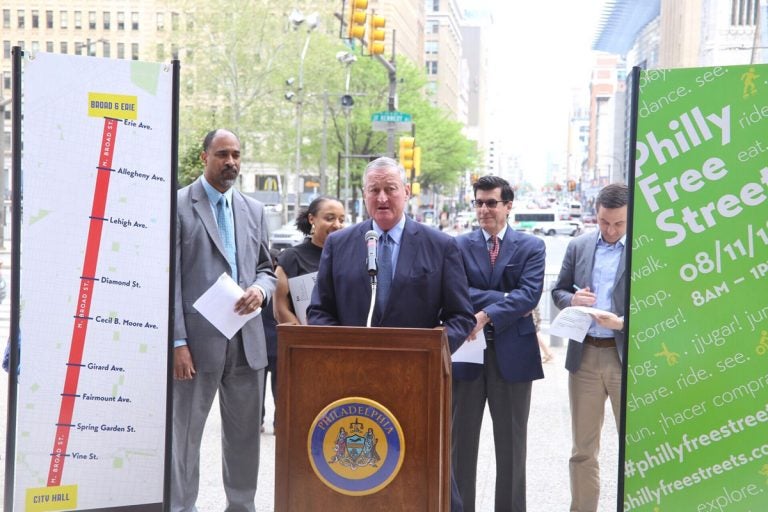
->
<box><xmin>269</xmin><ymin>223</ymin><xmax>305</xmax><ymax>250</ymax></box>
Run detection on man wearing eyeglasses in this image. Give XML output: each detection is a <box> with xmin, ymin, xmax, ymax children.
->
<box><xmin>452</xmin><ymin>175</ymin><xmax>546</xmax><ymax>512</ymax></box>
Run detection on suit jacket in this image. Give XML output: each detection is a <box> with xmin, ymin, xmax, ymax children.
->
<box><xmin>453</xmin><ymin>228</ymin><xmax>546</xmax><ymax>383</ymax></box>
<box><xmin>174</xmin><ymin>178</ymin><xmax>276</xmax><ymax>372</ymax></box>
<box><xmin>551</xmin><ymin>230</ymin><xmax>626</xmax><ymax>373</ymax></box>
<box><xmin>306</xmin><ymin>218</ymin><xmax>475</xmax><ymax>353</ymax></box>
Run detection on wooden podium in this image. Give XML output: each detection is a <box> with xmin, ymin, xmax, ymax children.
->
<box><xmin>274</xmin><ymin>325</ymin><xmax>452</xmax><ymax>511</ymax></box>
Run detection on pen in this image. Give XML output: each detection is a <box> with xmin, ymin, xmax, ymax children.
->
<box><xmin>573</xmin><ymin>284</ymin><xmax>582</xmax><ymax>291</ymax></box>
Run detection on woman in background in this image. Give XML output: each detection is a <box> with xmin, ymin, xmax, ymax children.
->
<box><xmin>273</xmin><ymin>195</ymin><xmax>345</xmax><ymax>325</ymax></box>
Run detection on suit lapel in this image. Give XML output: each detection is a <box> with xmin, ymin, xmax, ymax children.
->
<box><xmin>468</xmin><ymin>230</ymin><xmax>492</xmax><ymax>287</ymax></box>
<box><xmin>232</xmin><ymin>191</ymin><xmax>249</xmax><ymax>272</ymax></box>
<box><xmin>490</xmin><ymin>229</ymin><xmax>518</xmax><ymax>285</ymax></box>
<box><xmin>613</xmin><ymin>240</ymin><xmax>627</xmax><ymax>307</ymax></box>
<box><xmin>191</xmin><ymin>179</ymin><xmax>228</xmax><ymax>260</ymax></box>
<box><xmin>394</xmin><ymin>219</ymin><xmax>418</xmax><ymax>287</ymax></box>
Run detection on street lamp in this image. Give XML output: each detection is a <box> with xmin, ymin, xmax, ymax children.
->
<box><xmin>0</xmin><ymin>96</ymin><xmax>10</xmax><ymax>249</ymax></box>
<box><xmin>75</xmin><ymin>38</ymin><xmax>108</xmax><ymax>56</ymax></box>
<box><xmin>336</xmin><ymin>51</ymin><xmax>357</xmax><ymax>218</ymax></box>
<box><xmin>281</xmin><ymin>10</ymin><xmax>319</xmax><ymax>225</ymax></box>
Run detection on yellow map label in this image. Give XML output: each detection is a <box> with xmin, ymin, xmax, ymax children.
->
<box><xmin>25</xmin><ymin>484</ymin><xmax>77</xmax><ymax>511</ymax></box>
<box><xmin>88</xmin><ymin>92</ymin><xmax>138</xmax><ymax>120</ymax></box>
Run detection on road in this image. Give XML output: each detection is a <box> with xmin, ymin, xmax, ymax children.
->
<box><xmin>0</xmin><ymin>229</ymin><xmax>621</xmax><ymax>511</ymax></box>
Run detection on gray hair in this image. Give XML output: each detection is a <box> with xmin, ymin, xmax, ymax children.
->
<box><xmin>363</xmin><ymin>157</ymin><xmax>407</xmax><ymax>188</ymax></box>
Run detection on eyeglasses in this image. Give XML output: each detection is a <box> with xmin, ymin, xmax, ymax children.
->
<box><xmin>471</xmin><ymin>199</ymin><xmax>508</xmax><ymax>209</ymax></box>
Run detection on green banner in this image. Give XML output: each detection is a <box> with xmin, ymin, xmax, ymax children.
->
<box><xmin>625</xmin><ymin>65</ymin><xmax>768</xmax><ymax>511</ymax></box>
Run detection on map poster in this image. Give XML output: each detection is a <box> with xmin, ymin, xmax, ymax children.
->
<box><xmin>622</xmin><ymin>65</ymin><xmax>768</xmax><ymax>511</ymax></box>
<box><xmin>11</xmin><ymin>52</ymin><xmax>174</xmax><ymax>511</ymax></box>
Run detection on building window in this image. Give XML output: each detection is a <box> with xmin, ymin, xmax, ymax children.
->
<box><xmin>156</xmin><ymin>43</ymin><xmax>164</xmax><ymax>60</ymax></box>
<box><xmin>2</xmin><ymin>10</ymin><xmax>9</xmax><ymax>29</ymax></box>
<box><xmin>3</xmin><ymin>41</ymin><xmax>10</xmax><ymax>59</ymax></box>
<box><xmin>60</xmin><ymin>41</ymin><xmax>67</xmax><ymax>54</ymax></box>
<box><xmin>3</xmin><ymin>71</ymin><xmax>11</xmax><ymax>90</ymax></box>
<box><xmin>427</xmin><ymin>0</ymin><xmax>440</xmax><ymax>12</ymax></box>
<box><xmin>46</xmin><ymin>10</ymin><xmax>53</xmax><ymax>29</ymax></box>
<box><xmin>185</xmin><ymin>14</ymin><xmax>193</xmax><ymax>31</ymax></box>
<box><xmin>89</xmin><ymin>11</ymin><xmax>96</xmax><ymax>30</ymax></box>
<box><xmin>426</xmin><ymin>61</ymin><xmax>438</xmax><ymax>75</ymax></box>
<box><xmin>172</xmin><ymin>12</ymin><xmax>181</xmax><ymax>31</ymax></box>
<box><xmin>732</xmin><ymin>0</ymin><xmax>759</xmax><ymax>25</ymax></box>
<box><xmin>427</xmin><ymin>20</ymin><xmax>439</xmax><ymax>33</ymax></box>
<box><xmin>46</xmin><ymin>41</ymin><xmax>53</xmax><ymax>52</ymax></box>
<box><xmin>103</xmin><ymin>41</ymin><xmax>110</xmax><ymax>58</ymax></box>
<box><xmin>74</xmin><ymin>11</ymin><xmax>82</xmax><ymax>29</ymax></box>
<box><xmin>131</xmin><ymin>43</ymin><xmax>139</xmax><ymax>60</ymax></box>
<box><xmin>117</xmin><ymin>12</ymin><xmax>125</xmax><ymax>30</ymax></box>
<box><xmin>157</xmin><ymin>13</ymin><xmax>165</xmax><ymax>31</ymax></box>
<box><xmin>32</xmin><ymin>10</ymin><xmax>39</xmax><ymax>28</ymax></box>
<box><xmin>117</xmin><ymin>42</ymin><xmax>125</xmax><ymax>59</ymax></box>
<box><xmin>60</xmin><ymin>11</ymin><xmax>68</xmax><ymax>29</ymax></box>
<box><xmin>103</xmin><ymin>12</ymin><xmax>110</xmax><ymax>30</ymax></box>
<box><xmin>426</xmin><ymin>41</ymin><xmax>438</xmax><ymax>54</ymax></box>
<box><xmin>172</xmin><ymin>44</ymin><xmax>179</xmax><ymax>60</ymax></box>
<box><xmin>132</xmin><ymin>12</ymin><xmax>139</xmax><ymax>30</ymax></box>
<box><xmin>17</xmin><ymin>9</ymin><xmax>25</xmax><ymax>29</ymax></box>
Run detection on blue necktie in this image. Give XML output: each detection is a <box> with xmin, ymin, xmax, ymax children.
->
<box><xmin>216</xmin><ymin>196</ymin><xmax>237</xmax><ymax>283</ymax></box>
<box><xmin>376</xmin><ymin>233</ymin><xmax>393</xmax><ymax>311</ymax></box>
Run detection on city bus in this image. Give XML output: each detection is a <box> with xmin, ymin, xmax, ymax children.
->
<box><xmin>509</xmin><ymin>210</ymin><xmax>582</xmax><ymax>236</ymax></box>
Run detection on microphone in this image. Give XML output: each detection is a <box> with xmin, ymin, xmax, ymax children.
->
<box><xmin>365</xmin><ymin>230</ymin><xmax>379</xmax><ymax>276</ymax></box>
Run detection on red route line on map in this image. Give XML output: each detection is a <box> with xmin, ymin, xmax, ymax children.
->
<box><xmin>47</xmin><ymin>118</ymin><xmax>117</xmax><ymax>486</ymax></box>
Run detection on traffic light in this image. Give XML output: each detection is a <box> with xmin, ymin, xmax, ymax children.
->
<box><xmin>399</xmin><ymin>137</ymin><xmax>415</xmax><ymax>172</ymax></box>
<box><xmin>347</xmin><ymin>0</ymin><xmax>368</xmax><ymax>39</ymax></box>
<box><xmin>340</xmin><ymin>94</ymin><xmax>354</xmax><ymax>107</ymax></box>
<box><xmin>368</xmin><ymin>15</ymin><xmax>386</xmax><ymax>55</ymax></box>
<box><xmin>413</xmin><ymin>146</ymin><xmax>422</xmax><ymax>178</ymax></box>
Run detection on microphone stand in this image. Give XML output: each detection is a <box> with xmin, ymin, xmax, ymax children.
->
<box><xmin>366</xmin><ymin>273</ymin><xmax>378</xmax><ymax>327</ymax></box>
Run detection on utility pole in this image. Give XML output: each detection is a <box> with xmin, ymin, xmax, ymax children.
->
<box><xmin>0</xmin><ymin>96</ymin><xmax>10</xmax><ymax>249</ymax></box>
<box><xmin>376</xmin><ymin>29</ymin><xmax>398</xmax><ymax>157</ymax></box>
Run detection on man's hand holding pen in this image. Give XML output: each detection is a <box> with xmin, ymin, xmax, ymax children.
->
<box><xmin>571</xmin><ymin>284</ymin><xmax>597</xmax><ymax>307</ymax></box>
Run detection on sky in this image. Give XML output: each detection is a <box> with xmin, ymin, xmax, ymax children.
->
<box><xmin>481</xmin><ymin>0</ymin><xmax>609</xmax><ymax>184</ymax></box>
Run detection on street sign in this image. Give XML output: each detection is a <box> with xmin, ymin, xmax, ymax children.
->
<box><xmin>371</xmin><ymin>111</ymin><xmax>412</xmax><ymax>123</ymax></box>
<box><xmin>371</xmin><ymin>111</ymin><xmax>412</xmax><ymax>132</ymax></box>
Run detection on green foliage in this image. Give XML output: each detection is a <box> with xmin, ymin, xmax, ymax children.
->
<box><xmin>168</xmin><ymin>0</ymin><xmax>478</xmax><ymax>193</ymax></box>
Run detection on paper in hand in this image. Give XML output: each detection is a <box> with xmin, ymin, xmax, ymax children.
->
<box><xmin>193</xmin><ymin>272</ymin><xmax>261</xmax><ymax>339</ymax></box>
<box><xmin>549</xmin><ymin>306</ymin><xmax>604</xmax><ymax>342</ymax></box>
<box><xmin>451</xmin><ymin>330</ymin><xmax>487</xmax><ymax>364</ymax></box>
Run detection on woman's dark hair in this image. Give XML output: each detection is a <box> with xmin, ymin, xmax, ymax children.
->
<box><xmin>295</xmin><ymin>195</ymin><xmax>340</xmax><ymax>235</ymax></box>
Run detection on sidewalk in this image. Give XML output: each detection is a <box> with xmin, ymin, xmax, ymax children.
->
<box><xmin>196</xmin><ymin>330</ymin><xmax>619</xmax><ymax>511</ymax></box>
<box><xmin>0</xmin><ymin>241</ymin><xmax>619</xmax><ymax>510</ymax></box>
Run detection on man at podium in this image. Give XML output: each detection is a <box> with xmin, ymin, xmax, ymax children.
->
<box><xmin>307</xmin><ymin>157</ymin><xmax>475</xmax><ymax>511</ymax></box>
<box><xmin>307</xmin><ymin>157</ymin><xmax>474</xmax><ymax>353</ymax></box>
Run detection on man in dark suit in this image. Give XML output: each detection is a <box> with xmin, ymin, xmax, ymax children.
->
<box><xmin>172</xmin><ymin>129</ymin><xmax>276</xmax><ymax>512</ymax></box>
<box><xmin>551</xmin><ymin>183</ymin><xmax>628</xmax><ymax>512</ymax></box>
<box><xmin>307</xmin><ymin>157</ymin><xmax>474</xmax><ymax>352</ymax></box>
<box><xmin>307</xmin><ymin>157</ymin><xmax>475</xmax><ymax>511</ymax></box>
<box><xmin>452</xmin><ymin>175</ymin><xmax>546</xmax><ymax>512</ymax></box>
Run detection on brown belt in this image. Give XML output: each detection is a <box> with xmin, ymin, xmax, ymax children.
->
<box><xmin>584</xmin><ymin>335</ymin><xmax>615</xmax><ymax>348</ymax></box>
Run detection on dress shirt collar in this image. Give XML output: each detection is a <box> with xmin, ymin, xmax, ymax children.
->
<box><xmin>482</xmin><ymin>224</ymin><xmax>508</xmax><ymax>243</ymax></box>
<box><xmin>596</xmin><ymin>231</ymin><xmax>626</xmax><ymax>249</ymax></box>
<box><xmin>200</xmin><ymin>175</ymin><xmax>234</xmax><ymax>207</ymax></box>
<box><xmin>372</xmin><ymin>216</ymin><xmax>406</xmax><ymax>245</ymax></box>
